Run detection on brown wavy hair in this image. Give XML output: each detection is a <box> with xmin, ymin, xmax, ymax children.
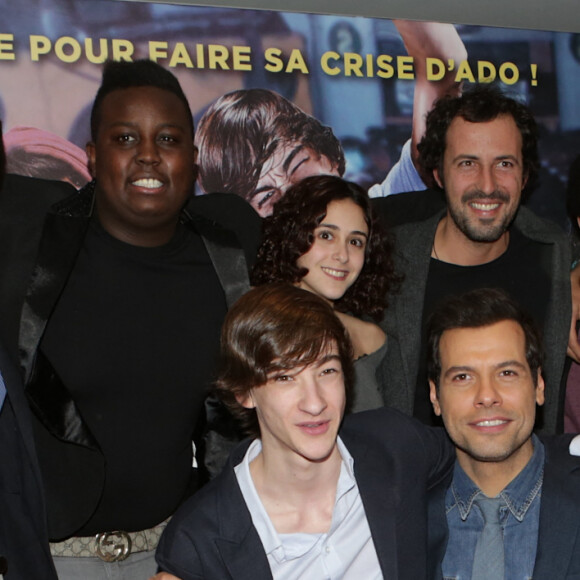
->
<box><xmin>427</xmin><ymin>288</ymin><xmax>543</xmax><ymax>388</ymax></box>
<box><xmin>196</xmin><ymin>89</ymin><xmax>345</xmax><ymax>200</ymax></box>
<box><xmin>251</xmin><ymin>175</ymin><xmax>400</xmax><ymax>322</ymax></box>
<box><xmin>215</xmin><ymin>284</ymin><xmax>354</xmax><ymax>437</ymax></box>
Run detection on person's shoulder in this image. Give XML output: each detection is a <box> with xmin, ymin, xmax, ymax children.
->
<box><xmin>0</xmin><ymin>175</ymin><xmax>79</xmax><ymax>235</ymax></box>
<box><xmin>0</xmin><ymin>173</ymin><xmax>76</xmax><ymax>212</ymax></box>
<box><xmin>341</xmin><ymin>406</ymin><xmax>420</xmax><ymax>441</ymax></box>
<box><xmin>542</xmin><ymin>434</ymin><xmax>580</xmax><ymax>468</ymax></box>
<box><xmin>372</xmin><ymin>188</ymin><xmax>446</xmax><ymax>229</ymax></box>
<box><xmin>185</xmin><ymin>193</ymin><xmax>262</xmax><ymax>264</ymax></box>
<box><xmin>156</xmin><ymin>473</ymin><xmax>227</xmax><ymax>578</ymax></box>
<box><xmin>515</xmin><ymin>205</ymin><xmax>567</xmax><ymax>241</ymax></box>
<box><xmin>336</xmin><ymin>313</ymin><xmax>385</xmax><ymax>358</ymax></box>
<box><xmin>170</xmin><ymin>437</ymin><xmax>252</xmax><ymax>526</ymax></box>
<box><xmin>186</xmin><ymin>193</ymin><xmax>261</xmax><ymax>232</ymax></box>
<box><xmin>342</xmin><ymin>407</ymin><xmax>448</xmax><ymax>449</ymax></box>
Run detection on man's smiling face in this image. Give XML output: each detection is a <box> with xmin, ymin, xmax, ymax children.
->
<box><xmin>87</xmin><ymin>86</ymin><xmax>196</xmax><ymax>246</ymax></box>
<box><xmin>430</xmin><ymin>320</ymin><xmax>544</xmax><ymax>480</ymax></box>
<box><xmin>435</xmin><ymin>115</ymin><xmax>526</xmax><ymax>244</ymax></box>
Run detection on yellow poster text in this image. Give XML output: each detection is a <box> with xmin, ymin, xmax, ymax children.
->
<box><xmin>0</xmin><ymin>33</ymin><xmax>15</xmax><ymax>61</ymax></box>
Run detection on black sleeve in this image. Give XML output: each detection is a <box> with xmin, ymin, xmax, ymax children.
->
<box><xmin>372</xmin><ymin>188</ymin><xmax>446</xmax><ymax>229</ymax></box>
<box><xmin>186</xmin><ymin>193</ymin><xmax>262</xmax><ymax>268</ymax></box>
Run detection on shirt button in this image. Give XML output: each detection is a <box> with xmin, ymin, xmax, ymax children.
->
<box><xmin>325</xmin><ymin>546</ymin><xmax>331</xmax><ymax>553</ymax></box>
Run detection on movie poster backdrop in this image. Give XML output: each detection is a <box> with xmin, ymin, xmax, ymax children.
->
<box><xmin>0</xmin><ymin>0</ymin><xmax>579</xmax><ymax>226</ymax></box>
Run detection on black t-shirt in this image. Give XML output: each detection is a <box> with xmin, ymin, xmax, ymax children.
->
<box><xmin>40</xmin><ymin>219</ymin><xmax>227</xmax><ymax>534</ymax></box>
<box><xmin>413</xmin><ymin>228</ymin><xmax>552</xmax><ymax>424</ymax></box>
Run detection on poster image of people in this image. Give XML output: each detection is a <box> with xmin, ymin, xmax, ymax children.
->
<box><xmin>0</xmin><ymin>0</ymin><xmax>579</xmax><ymax>226</ymax></box>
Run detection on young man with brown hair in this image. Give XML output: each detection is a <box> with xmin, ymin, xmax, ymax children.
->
<box><xmin>156</xmin><ymin>284</ymin><xmax>454</xmax><ymax>580</ymax></box>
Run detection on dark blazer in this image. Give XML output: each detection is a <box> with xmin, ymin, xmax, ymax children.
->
<box><xmin>373</xmin><ymin>194</ymin><xmax>570</xmax><ymax>434</ymax></box>
<box><xmin>371</xmin><ymin>188</ymin><xmax>446</xmax><ymax>230</ymax></box>
<box><xmin>533</xmin><ymin>436</ymin><xmax>580</xmax><ymax>579</ymax></box>
<box><xmin>0</xmin><ymin>174</ymin><xmax>77</xmax><ymax>366</ymax></box>
<box><xmin>428</xmin><ymin>435</ymin><xmax>580</xmax><ymax>580</ymax></box>
<box><xmin>0</xmin><ymin>176</ymin><xmax>261</xmax><ymax>539</ymax></box>
<box><xmin>156</xmin><ymin>408</ymin><xmax>454</xmax><ymax>580</ymax></box>
<box><xmin>0</xmin><ymin>342</ymin><xmax>57</xmax><ymax>580</ymax></box>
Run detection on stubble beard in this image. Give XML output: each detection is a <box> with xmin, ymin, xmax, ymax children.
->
<box><xmin>447</xmin><ymin>190</ymin><xmax>517</xmax><ymax>243</ymax></box>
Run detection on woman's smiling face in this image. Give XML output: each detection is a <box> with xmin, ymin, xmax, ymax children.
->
<box><xmin>296</xmin><ymin>198</ymin><xmax>368</xmax><ymax>302</ymax></box>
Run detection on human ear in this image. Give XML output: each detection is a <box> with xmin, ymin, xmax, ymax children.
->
<box><xmin>429</xmin><ymin>380</ymin><xmax>442</xmax><ymax>416</ymax></box>
<box><xmin>433</xmin><ymin>167</ymin><xmax>444</xmax><ymax>190</ymax></box>
<box><xmin>86</xmin><ymin>142</ymin><xmax>97</xmax><ymax>178</ymax></box>
<box><xmin>236</xmin><ymin>391</ymin><xmax>255</xmax><ymax>409</ymax></box>
<box><xmin>535</xmin><ymin>371</ymin><xmax>545</xmax><ymax>406</ymax></box>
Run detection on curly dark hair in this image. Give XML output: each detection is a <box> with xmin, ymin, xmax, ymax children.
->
<box><xmin>251</xmin><ymin>175</ymin><xmax>400</xmax><ymax>321</ymax></box>
<box><xmin>215</xmin><ymin>284</ymin><xmax>354</xmax><ymax>438</ymax></box>
<box><xmin>418</xmin><ymin>85</ymin><xmax>539</xmax><ymax>195</ymax></box>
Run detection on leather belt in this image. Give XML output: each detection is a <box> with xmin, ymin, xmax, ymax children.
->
<box><xmin>49</xmin><ymin>518</ymin><xmax>169</xmax><ymax>562</ymax></box>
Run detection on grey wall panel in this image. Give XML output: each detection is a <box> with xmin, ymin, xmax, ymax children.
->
<box><xmin>118</xmin><ymin>0</ymin><xmax>580</xmax><ymax>33</ymax></box>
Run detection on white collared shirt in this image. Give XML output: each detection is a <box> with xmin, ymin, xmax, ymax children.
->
<box><xmin>235</xmin><ymin>437</ymin><xmax>382</xmax><ymax>580</ymax></box>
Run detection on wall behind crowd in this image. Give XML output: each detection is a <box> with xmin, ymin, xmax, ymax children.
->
<box><xmin>133</xmin><ymin>0</ymin><xmax>580</xmax><ymax>34</ymax></box>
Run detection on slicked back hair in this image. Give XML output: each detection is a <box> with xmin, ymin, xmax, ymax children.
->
<box><xmin>427</xmin><ymin>288</ymin><xmax>543</xmax><ymax>388</ymax></box>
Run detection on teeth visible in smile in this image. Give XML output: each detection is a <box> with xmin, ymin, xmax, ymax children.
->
<box><xmin>476</xmin><ymin>419</ymin><xmax>506</xmax><ymax>427</ymax></box>
<box><xmin>470</xmin><ymin>202</ymin><xmax>500</xmax><ymax>211</ymax></box>
<box><xmin>133</xmin><ymin>178</ymin><xmax>163</xmax><ymax>188</ymax></box>
<box><xmin>322</xmin><ymin>267</ymin><xmax>347</xmax><ymax>278</ymax></box>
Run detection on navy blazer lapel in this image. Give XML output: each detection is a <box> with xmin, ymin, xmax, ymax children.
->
<box><xmin>534</xmin><ymin>439</ymin><xmax>580</xmax><ymax>578</ymax></box>
<box><xmin>214</xmin><ymin>445</ymin><xmax>273</xmax><ymax>580</ymax></box>
<box><xmin>345</xmin><ymin>431</ymin><xmax>400</xmax><ymax>578</ymax></box>
<box><xmin>215</xmin><ymin>534</ymin><xmax>272</xmax><ymax>580</ymax></box>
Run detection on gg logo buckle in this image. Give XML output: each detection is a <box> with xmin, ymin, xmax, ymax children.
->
<box><xmin>95</xmin><ymin>531</ymin><xmax>132</xmax><ymax>562</ymax></box>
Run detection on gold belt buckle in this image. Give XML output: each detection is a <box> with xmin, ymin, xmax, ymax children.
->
<box><xmin>95</xmin><ymin>531</ymin><xmax>132</xmax><ymax>562</ymax></box>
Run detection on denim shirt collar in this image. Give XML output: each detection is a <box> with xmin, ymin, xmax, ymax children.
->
<box><xmin>447</xmin><ymin>434</ymin><xmax>544</xmax><ymax>523</ymax></box>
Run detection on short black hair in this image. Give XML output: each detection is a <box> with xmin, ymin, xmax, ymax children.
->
<box><xmin>426</xmin><ymin>288</ymin><xmax>543</xmax><ymax>387</ymax></box>
<box><xmin>418</xmin><ymin>85</ymin><xmax>539</xmax><ymax>195</ymax></box>
<box><xmin>90</xmin><ymin>60</ymin><xmax>194</xmax><ymax>141</ymax></box>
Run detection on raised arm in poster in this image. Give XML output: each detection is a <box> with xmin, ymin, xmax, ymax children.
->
<box><xmin>194</xmin><ymin>21</ymin><xmax>466</xmax><ymax>216</ymax></box>
<box><xmin>368</xmin><ymin>20</ymin><xmax>467</xmax><ymax>196</ymax></box>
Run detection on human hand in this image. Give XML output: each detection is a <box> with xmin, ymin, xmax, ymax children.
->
<box><xmin>568</xmin><ymin>265</ymin><xmax>580</xmax><ymax>362</ymax></box>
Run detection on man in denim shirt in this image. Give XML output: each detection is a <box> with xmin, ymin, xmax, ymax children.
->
<box><xmin>426</xmin><ymin>288</ymin><xmax>580</xmax><ymax>580</ymax></box>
